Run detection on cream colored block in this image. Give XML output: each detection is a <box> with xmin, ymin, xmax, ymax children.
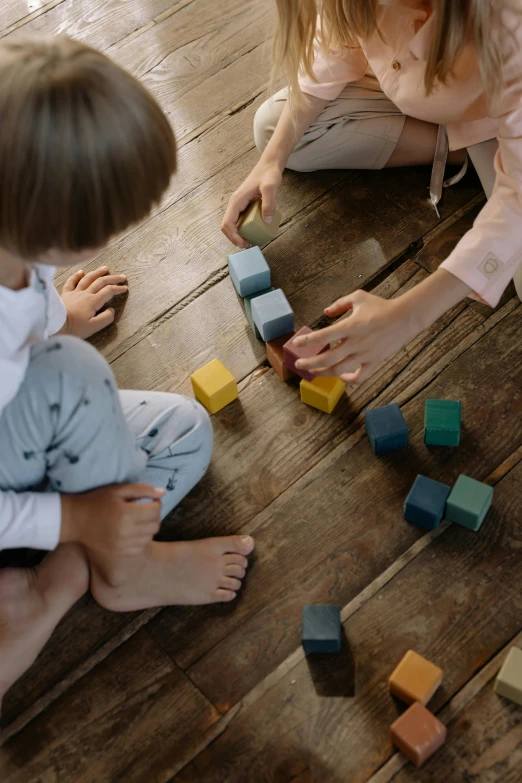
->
<box><xmin>237</xmin><ymin>199</ymin><xmax>282</xmax><ymax>246</ymax></box>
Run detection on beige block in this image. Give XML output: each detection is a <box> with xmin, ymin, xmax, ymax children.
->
<box><xmin>237</xmin><ymin>199</ymin><xmax>282</xmax><ymax>246</ymax></box>
<box><xmin>494</xmin><ymin>646</ymin><xmax>522</xmax><ymax>706</ymax></box>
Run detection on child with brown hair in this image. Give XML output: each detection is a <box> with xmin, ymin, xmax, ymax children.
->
<box><xmin>0</xmin><ymin>35</ymin><xmax>254</xmax><ymax>711</ymax></box>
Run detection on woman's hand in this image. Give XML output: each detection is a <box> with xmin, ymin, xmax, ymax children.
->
<box><xmin>293</xmin><ymin>290</ymin><xmax>418</xmax><ymax>385</ymax></box>
<box><xmin>221</xmin><ymin>160</ymin><xmax>283</xmax><ymax>248</ymax></box>
<box><xmin>60</xmin><ymin>266</ymin><xmax>128</xmax><ymax>339</ymax></box>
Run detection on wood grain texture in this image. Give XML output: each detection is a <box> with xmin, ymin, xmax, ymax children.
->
<box><xmin>0</xmin><ymin>631</ymin><xmax>220</xmax><ymax>783</ymax></box>
<box><xmin>176</xmin><ymin>458</ymin><xmax>522</xmax><ymax>783</ymax></box>
<box><xmin>148</xmin><ymin>307</ymin><xmax>522</xmax><ymax>707</ymax></box>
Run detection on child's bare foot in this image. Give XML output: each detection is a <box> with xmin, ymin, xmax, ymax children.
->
<box><xmin>90</xmin><ymin>535</ymin><xmax>255</xmax><ymax>611</ymax></box>
<box><xmin>0</xmin><ymin>544</ymin><xmax>89</xmax><ymax>715</ymax></box>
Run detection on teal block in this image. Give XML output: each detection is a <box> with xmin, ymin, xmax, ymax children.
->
<box><xmin>424</xmin><ymin>399</ymin><xmax>461</xmax><ymax>446</ymax></box>
<box><xmin>446</xmin><ymin>474</ymin><xmax>493</xmax><ymax>531</ymax></box>
<box><xmin>244</xmin><ymin>287</ymin><xmax>273</xmax><ymax>339</ymax></box>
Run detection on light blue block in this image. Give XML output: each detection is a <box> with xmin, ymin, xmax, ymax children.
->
<box><xmin>244</xmin><ymin>287</ymin><xmax>273</xmax><ymax>339</ymax></box>
<box><xmin>227</xmin><ymin>247</ymin><xmax>271</xmax><ymax>297</ymax></box>
<box><xmin>251</xmin><ymin>289</ymin><xmax>294</xmax><ymax>342</ymax></box>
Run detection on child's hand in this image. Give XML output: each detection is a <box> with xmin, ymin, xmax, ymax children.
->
<box><xmin>60</xmin><ymin>484</ymin><xmax>165</xmax><ymax>555</ymax></box>
<box><xmin>221</xmin><ymin>161</ymin><xmax>283</xmax><ymax>248</ymax></box>
<box><xmin>60</xmin><ymin>266</ymin><xmax>128</xmax><ymax>338</ymax></box>
<box><xmin>293</xmin><ymin>290</ymin><xmax>417</xmax><ymax>385</ymax></box>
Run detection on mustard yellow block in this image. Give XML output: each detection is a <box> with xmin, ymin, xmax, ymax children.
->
<box><xmin>300</xmin><ymin>377</ymin><xmax>346</xmax><ymax>414</ymax></box>
<box><xmin>190</xmin><ymin>359</ymin><xmax>238</xmax><ymax>414</ymax></box>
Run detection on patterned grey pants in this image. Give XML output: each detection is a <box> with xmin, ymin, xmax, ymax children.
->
<box><xmin>0</xmin><ymin>336</ymin><xmax>213</xmax><ymax>532</ymax></box>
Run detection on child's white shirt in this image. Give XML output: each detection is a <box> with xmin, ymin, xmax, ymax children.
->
<box><xmin>0</xmin><ymin>264</ymin><xmax>66</xmax><ymax>550</ymax></box>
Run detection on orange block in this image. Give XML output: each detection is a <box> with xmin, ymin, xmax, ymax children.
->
<box><xmin>388</xmin><ymin>650</ymin><xmax>443</xmax><ymax>705</ymax></box>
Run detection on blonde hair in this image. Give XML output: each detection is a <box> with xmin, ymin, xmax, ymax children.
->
<box><xmin>0</xmin><ymin>35</ymin><xmax>176</xmax><ymax>259</ymax></box>
<box><xmin>273</xmin><ymin>0</ymin><xmax>503</xmax><ymax>111</ymax></box>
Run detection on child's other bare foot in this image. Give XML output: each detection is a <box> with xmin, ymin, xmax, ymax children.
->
<box><xmin>90</xmin><ymin>535</ymin><xmax>255</xmax><ymax>612</ymax></box>
<box><xmin>0</xmin><ymin>544</ymin><xmax>89</xmax><ymax>716</ymax></box>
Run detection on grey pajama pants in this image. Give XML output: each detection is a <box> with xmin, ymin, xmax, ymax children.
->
<box><xmin>0</xmin><ymin>336</ymin><xmax>213</xmax><ymax>537</ymax></box>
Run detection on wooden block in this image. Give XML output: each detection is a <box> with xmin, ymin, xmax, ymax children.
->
<box><xmin>283</xmin><ymin>326</ymin><xmax>329</xmax><ymax>382</ymax></box>
<box><xmin>300</xmin><ymin>377</ymin><xmax>346</xmax><ymax>414</ymax></box>
<box><xmin>389</xmin><ymin>650</ymin><xmax>443</xmax><ymax>705</ymax></box>
<box><xmin>237</xmin><ymin>199</ymin><xmax>282</xmax><ymax>246</ymax></box>
<box><xmin>190</xmin><ymin>359</ymin><xmax>238</xmax><ymax>414</ymax></box>
<box><xmin>266</xmin><ymin>333</ymin><xmax>295</xmax><ymax>380</ymax></box>
<box><xmin>302</xmin><ymin>605</ymin><xmax>341</xmax><ymax>654</ymax></box>
<box><xmin>494</xmin><ymin>646</ymin><xmax>522</xmax><ymax>706</ymax></box>
<box><xmin>244</xmin><ymin>287</ymin><xmax>274</xmax><ymax>339</ymax></box>
<box><xmin>227</xmin><ymin>246</ymin><xmax>271</xmax><ymax>297</ymax></box>
<box><xmin>403</xmin><ymin>475</ymin><xmax>451</xmax><ymax>530</ymax></box>
<box><xmin>364</xmin><ymin>402</ymin><xmax>408</xmax><ymax>454</ymax></box>
<box><xmin>390</xmin><ymin>702</ymin><xmax>447</xmax><ymax>767</ymax></box>
<box><xmin>445</xmin><ymin>474</ymin><xmax>493</xmax><ymax>531</ymax></box>
<box><xmin>424</xmin><ymin>399</ymin><xmax>461</xmax><ymax>446</ymax></box>
<box><xmin>251</xmin><ymin>289</ymin><xmax>294</xmax><ymax>342</ymax></box>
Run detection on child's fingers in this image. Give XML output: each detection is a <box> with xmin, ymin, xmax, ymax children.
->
<box><xmin>89</xmin><ymin>274</ymin><xmax>127</xmax><ymax>294</ymax></box>
<box><xmin>62</xmin><ymin>269</ymin><xmax>85</xmax><ymax>292</ymax></box>
<box><xmin>76</xmin><ymin>265</ymin><xmax>109</xmax><ymax>290</ymax></box>
<box><xmin>89</xmin><ymin>307</ymin><xmax>115</xmax><ymax>331</ymax></box>
<box><xmin>94</xmin><ymin>284</ymin><xmax>128</xmax><ymax>307</ymax></box>
<box><xmin>116</xmin><ymin>484</ymin><xmax>166</xmax><ymax>500</ymax></box>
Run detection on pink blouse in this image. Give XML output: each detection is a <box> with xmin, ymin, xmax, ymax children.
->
<box><xmin>298</xmin><ymin>0</ymin><xmax>522</xmax><ymax>307</ymax></box>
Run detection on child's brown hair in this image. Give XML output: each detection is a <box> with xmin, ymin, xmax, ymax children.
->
<box><xmin>0</xmin><ymin>35</ymin><xmax>176</xmax><ymax>258</ymax></box>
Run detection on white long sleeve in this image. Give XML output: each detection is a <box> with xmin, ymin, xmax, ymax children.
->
<box><xmin>0</xmin><ymin>491</ymin><xmax>61</xmax><ymax>550</ymax></box>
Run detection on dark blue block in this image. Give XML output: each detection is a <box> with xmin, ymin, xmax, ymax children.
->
<box><xmin>364</xmin><ymin>403</ymin><xmax>408</xmax><ymax>454</ymax></box>
<box><xmin>302</xmin><ymin>605</ymin><xmax>341</xmax><ymax>654</ymax></box>
<box><xmin>404</xmin><ymin>474</ymin><xmax>451</xmax><ymax>530</ymax></box>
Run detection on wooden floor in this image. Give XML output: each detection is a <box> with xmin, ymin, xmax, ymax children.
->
<box><xmin>1</xmin><ymin>1</ymin><xmax>522</xmax><ymax>780</ymax></box>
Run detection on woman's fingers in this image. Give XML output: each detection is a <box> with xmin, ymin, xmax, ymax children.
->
<box><xmin>324</xmin><ymin>295</ymin><xmax>357</xmax><ymax>317</ymax></box>
<box><xmin>259</xmin><ymin>181</ymin><xmax>277</xmax><ymax>223</ymax></box>
<box><xmin>340</xmin><ymin>364</ymin><xmax>371</xmax><ymax>385</ymax></box>
<box><xmin>89</xmin><ymin>274</ymin><xmax>127</xmax><ymax>294</ymax></box>
<box><xmin>221</xmin><ymin>189</ymin><xmax>256</xmax><ymax>248</ymax></box>
<box><xmin>62</xmin><ymin>270</ymin><xmax>85</xmax><ymax>292</ymax></box>
<box><xmin>293</xmin><ymin>316</ymin><xmax>356</xmax><ymax>348</ymax></box>
<box><xmin>295</xmin><ymin>340</ymin><xmax>356</xmax><ymax>372</ymax></box>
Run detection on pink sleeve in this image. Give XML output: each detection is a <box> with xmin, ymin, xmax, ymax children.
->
<box><xmin>298</xmin><ymin>38</ymin><xmax>368</xmax><ymax>101</ymax></box>
<box><xmin>440</xmin><ymin>9</ymin><xmax>522</xmax><ymax>307</ymax></box>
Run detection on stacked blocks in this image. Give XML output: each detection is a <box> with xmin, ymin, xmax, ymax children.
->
<box><xmin>251</xmin><ymin>289</ymin><xmax>294</xmax><ymax>341</ymax></box>
<box><xmin>300</xmin><ymin>377</ymin><xmax>345</xmax><ymax>414</ymax></box>
<box><xmin>390</xmin><ymin>702</ymin><xmax>447</xmax><ymax>767</ymax></box>
<box><xmin>244</xmin><ymin>287</ymin><xmax>274</xmax><ymax>339</ymax></box>
<box><xmin>302</xmin><ymin>605</ymin><xmax>341</xmax><ymax>654</ymax></box>
<box><xmin>364</xmin><ymin>403</ymin><xmax>409</xmax><ymax>455</ymax></box>
<box><xmin>445</xmin><ymin>474</ymin><xmax>493</xmax><ymax>531</ymax></box>
<box><xmin>266</xmin><ymin>333</ymin><xmax>295</xmax><ymax>381</ymax></box>
<box><xmin>494</xmin><ymin>647</ymin><xmax>522</xmax><ymax>706</ymax></box>
<box><xmin>389</xmin><ymin>650</ymin><xmax>443</xmax><ymax>705</ymax></box>
<box><xmin>190</xmin><ymin>359</ymin><xmax>238</xmax><ymax>414</ymax></box>
<box><xmin>404</xmin><ymin>475</ymin><xmax>451</xmax><ymax>530</ymax></box>
<box><xmin>283</xmin><ymin>327</ymin><xmax>329</xmax><ymax>382</ymax></box>
<box><xmin>424</xmin><ymin>399</ymin><xmax>461</xmax><ymax>446</ymax></box>
<box><xmin>227</xmin><ymin>246</ymin><xmax>271</xmax><ymax>296</ymax></box>
<box><xmin>237</xmin><ymin>199</ymin><xmax>282</xmax><ymax>246</ymax></box>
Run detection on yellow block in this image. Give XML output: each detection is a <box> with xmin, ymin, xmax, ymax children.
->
<box><xmin>300</xmin><ymin>376</ymin><xmax>345</xmax><ymax>414</ymax></box>
<box><xmin>237</xmin><ymin>199</ymin><xmax>282</xmax><ymax>246</ymax></box>
<box><xmin>190</xmin><ymin>359</ymin><xmax>238</xmax><ymax>414</ymax></box>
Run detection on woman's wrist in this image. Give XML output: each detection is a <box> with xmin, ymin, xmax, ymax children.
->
<box><xmin>396</xmin><ymin>269</ymin><xmax>473</xmax><ymax>336</ymax></box>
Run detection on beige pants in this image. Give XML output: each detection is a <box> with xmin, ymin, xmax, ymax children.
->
<box><xmin>255</xmin><ymin>80</ymin><xmax>522</xmax><ymax>300</ymax></box>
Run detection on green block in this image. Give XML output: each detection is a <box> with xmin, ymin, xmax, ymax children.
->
<box><xmin>244</xmin><ymin>287</ymin><xmax>273</xmax><ymax>339</ymax></box>
<box><xmin>446</xmin><ymin>474</ymin><xmax>493</xmax><ymax>531</ymax></box>
<box><xmin>424</xmin><ymin>399</ymin><xmax>461</xmax><ymax>446</ymax></box>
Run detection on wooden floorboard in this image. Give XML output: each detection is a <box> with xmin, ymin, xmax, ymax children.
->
<box><xmin>1</xmin><ymin>0</ymin><xmax>521</xmax><ymax>780</ymax></box>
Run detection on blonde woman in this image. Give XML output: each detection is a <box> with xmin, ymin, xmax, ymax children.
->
<box><xmin>222</xmin><ymin>0</ymin><xmax>522</xmax><ymax>385</ymax></box>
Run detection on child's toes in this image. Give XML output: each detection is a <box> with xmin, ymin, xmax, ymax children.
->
<box><xmin>213</xmin><ymin>588</ymin><xmax>237</xmax><ymax>603</ymax></box>
<box><xmin>219</xmin><ymin>576</ymin><xmax>242</xmax><ymax>592</ymax></box>
<box><xmin>223</xmin><ymin>563</ymin><xmax>246</xmax><ymax>579</ymax></box>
